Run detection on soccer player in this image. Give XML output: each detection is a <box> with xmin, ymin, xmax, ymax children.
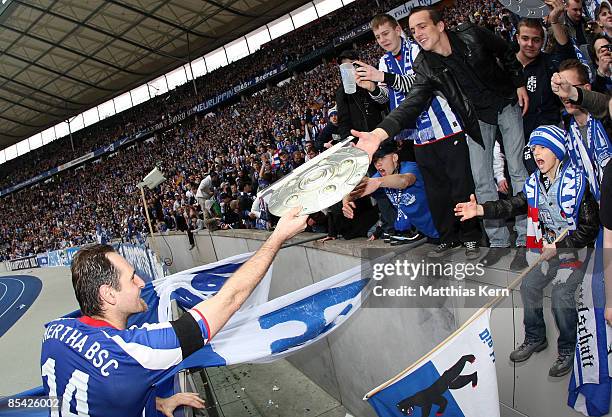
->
<box><xmin>40</xmin><ymin>207</ymin><xmax>307</xmax><ymax>417</ymax></box>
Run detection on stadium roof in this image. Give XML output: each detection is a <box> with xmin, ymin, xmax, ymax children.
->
<box><xmin>0</xmin><ymin>0</ymin><xmax>313</xmax><ymax>148</ymax></box>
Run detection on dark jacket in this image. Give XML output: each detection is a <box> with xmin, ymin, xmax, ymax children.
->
<box><xmin>481</xmin><ymin>186</ymin><xmax>600</xmax><ymax>248</ymax></box>
<box><xmin>336</xmin><ymin>86</ymin><xmax>387</xmax><ymax>138</ymax></box>
<box><xmin>576</xmin><ymin>87</ymin><xmax>610</xmax><ymax>119</ymax></box>
<box><xmin>315</xmin><ymin>123</ymin><xmax>340</xmax><ymax>152</ymax></box>
<box><xmin>522</xmin><ymin>42</ymin><xmax>576</xmax><ymax>139</ymax></box>
<box><xmin>377</xmin><ymin>23</ymin><xmax>526</xmax><ymax>146</ymax></box>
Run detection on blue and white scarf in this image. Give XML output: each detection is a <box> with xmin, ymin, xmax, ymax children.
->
<box><xmin>383</xmin><ymin>38</ymin><xmax>422</xmax><ymax>141</ymax></box>
<box><xmin>568</xmin><ymin>115</ymin><xmax>612</xmax><ymax>201</ymax></box>
<box><xmin>383</xmin><ymin>38</ymin><xmax>414</xmax><ymax>111</ymax></box>
<box><xmin>570</xmin><ymin>36</ymin><xmax>594</xmax><ymax>82</ymax></box>
<box><xmin>523</xmin><ymin>160</ymin><xmax>586</xmax><ymax>248</ymax></box>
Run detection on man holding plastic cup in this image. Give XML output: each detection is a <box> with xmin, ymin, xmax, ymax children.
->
<box><xmin>351</xmin><ymin>13</ymin><xmax>482</xmax><ymax>260</ymax></box>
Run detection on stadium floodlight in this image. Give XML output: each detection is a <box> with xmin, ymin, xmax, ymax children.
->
<box><xmin>138</xmin><ymin>167</ymin><xmax>166</xmax><ymax>189</ymax></box>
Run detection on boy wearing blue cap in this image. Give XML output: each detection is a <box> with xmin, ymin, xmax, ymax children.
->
<box><xmin>455</xmin><ymin>125</ymin><xmax>600</xmax><ymax>377</ymax></box>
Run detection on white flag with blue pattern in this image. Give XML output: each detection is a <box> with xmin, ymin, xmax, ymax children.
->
<box><xmin>135</xmin><ymin>252</ymin><xmax>369</xmax><ymax>372</ymax></box>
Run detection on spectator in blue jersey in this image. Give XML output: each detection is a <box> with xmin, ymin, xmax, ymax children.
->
<box><xmin>353</xmin><ymin>6</ymin><xmax>530</xmax><ymax>267</ymax></box>
<box><xmin>40</xmin><ymin>208</ymin><xmax>307</xmax><ymax>417</ymax></box>
<box><xmin>344</xmin><ymin>139</ymin><xmax>438</xmax><ymax>243</ymax></box>
<box><xmin>354</xmin><ymin>13</ymin><xmax>481</xmax><ymax>258</ymax></box>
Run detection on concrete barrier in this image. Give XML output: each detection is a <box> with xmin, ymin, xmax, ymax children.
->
<box><xmin>148</xmin><ymin>230</ymin><xmax>586</xmax><ymax>417</ymax></box>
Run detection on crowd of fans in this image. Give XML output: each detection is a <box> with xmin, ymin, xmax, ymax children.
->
<box><xmin>0</xmin><ymin>0</ymin><xmax>405</xmax><ymax>191</ymax></box>
<box><xmin>0</xmin><ymin>33</ymin><xmax>383</xmax><ymax>259</ymax></box>
<box><xmin>0</xmin><ymin>0</ymin><xmax>412</xmax><ymax>260</ymax></box>
<box><xmin>1</xmin><ymin>0</ymin><xmax>611</xmax><ymax>264</ymax></box>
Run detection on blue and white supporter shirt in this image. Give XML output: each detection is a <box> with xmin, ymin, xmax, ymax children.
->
<box><xmin>371</xmin><ymin>38</ymin><xmax>463</xmax><ymax>145</ymax></box>
<box><xmin>41</xmin><ymin>312</ymin><xmax>210</xmax><ymax>417</ymax></box>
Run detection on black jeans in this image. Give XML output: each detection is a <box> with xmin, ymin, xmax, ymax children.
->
<box><xmin>414</xmin><ymin>132</ymin><xmax>481</xmax><ymax>244</ymax></box>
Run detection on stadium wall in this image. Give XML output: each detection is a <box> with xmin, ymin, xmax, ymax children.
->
<box><xmin>0</xmin><ymin>231</ymin><xmax>585</xmax><ymax>416</ymax></box>
<box><xmin>148</xmin><ymin>230</ymin><xmax>583</xmax><ymax>417</ymax></box>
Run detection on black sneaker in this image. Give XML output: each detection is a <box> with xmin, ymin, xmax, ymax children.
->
<box><xmin>549</xmin><ymin>352</ymin><xmax>574</xmax><ymax>377</ymax></box>
<box><xmin>390</xmin><ymin>230</ymin><xmax>425</xmax><ymax>245</ymax></box>
<box><xmin>509</xmin><ymin>339</ymin><xmax>548</xmax><ymax>362</ymax></box>
<box><xmin>479</xmin><ymin>247</ymin><xmax>510</xmax><ymax>267</ymax></box>
<box><xmin>510</xmin><ymin>246</ymin><xmax>529</xmax><ymax>271</ymax></box>
<box><xmin>427</xmin><ymin>241</ymin><xmax>461</xmax><ymax>258</ymax></box>
<box><xmin>464</xmin><ymin>241</ymin><xmax>480</xmax><ymax>260</ymax></box>
<box><xmin>383</xmin><ymin>232</ymin><xmax>393</xmax><ymax>244</ymax></box>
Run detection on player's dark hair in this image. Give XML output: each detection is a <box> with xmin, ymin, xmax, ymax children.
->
<box><xmin>71</xmin><ymin>244</ymin><xmax>120</xmax><ymax>317</ymax></box>
<box><xmin>409</xmin><ymin>5</ymin><xmax>443</xmax><ymax>25</ymax></box>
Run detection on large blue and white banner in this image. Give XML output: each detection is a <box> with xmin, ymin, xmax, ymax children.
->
<box><xmin>366</xmin><ymin>308</ymin><xmax>499</xmax><ymax>417</ymax></box>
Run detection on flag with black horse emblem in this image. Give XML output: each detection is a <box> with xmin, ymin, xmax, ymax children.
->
<box><xmin>365</xmin><ymin>308</ymin><xmax>499</xmax><ymax>417</ymax></box>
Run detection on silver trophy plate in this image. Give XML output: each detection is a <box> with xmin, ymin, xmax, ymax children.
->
<box><xmin>498</xmin><ymin>0</ymin><xmax>549</xmax><ymax>17</ymax></box>
<box><xmin>264</xmin><ymin>138</ymin><xmax>370</xmax><ymax>217</ymax></box>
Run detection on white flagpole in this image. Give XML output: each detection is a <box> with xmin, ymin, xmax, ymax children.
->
<box><xmin>364</xmin><ymin>229</ymin><xmax>569</xmax><ymax>399</ymax></box>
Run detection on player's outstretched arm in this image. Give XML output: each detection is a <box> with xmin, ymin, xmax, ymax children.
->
<box><xmin>191</xmin><ymin>207</ymin><xmax>308</xmax><ymax>340</ymax></box>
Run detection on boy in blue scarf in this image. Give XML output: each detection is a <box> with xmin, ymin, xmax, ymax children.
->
<box><xmin>455</xmin><ymin>125</ymin><xmax>600</xmax><ymax>377</ymax></box>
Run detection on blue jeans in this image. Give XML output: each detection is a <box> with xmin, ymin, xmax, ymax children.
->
<box><xmin>467</xmin><ymin>103</ymin><xmax>528</xmax><ymax>247</ymax></box>
<box><xmin>520</xmin><ymin>256</ymin><xmax>586</xmax><ymax>354</ymax></box>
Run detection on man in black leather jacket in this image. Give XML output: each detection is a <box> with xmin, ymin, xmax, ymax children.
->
<box><xmin>455</xmin><ymin>125</ymin><xmax>600</xmax><ymax>377</ymax></box>
<box><xmin>353</xmin><ymin>5</ymin><xmax>530</xmax><ymax>268</ymax></box>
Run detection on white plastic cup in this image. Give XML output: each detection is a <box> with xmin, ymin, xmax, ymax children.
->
<box><xmin>339</xmin><ymin>63</ymin><xmax>357</xmax><ymax>94</ymax></box>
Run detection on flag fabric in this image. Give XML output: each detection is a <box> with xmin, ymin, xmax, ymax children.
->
<box><xmin>141</xmin><ymin>252</ymin><xmax>271</xmax><ymax>326</ymax></box>
<box><xmin>8</xmin><ymin>253</ymin><xmax>371</xmax><ymax>416</ymax></box>
<box><xmin>569</xmin><ymin>233</ymin><xmax>611</xmax><ymax>416</ymax></box>
<box><xmin>162</xmin><ymin>260</ymin><xmax>369</xmax><ymax>372</ymax></box>
<box><xmin>270</xmin><ymin>150</ymin><xmax>281</xmax><ymax>169</ymax></box>
<box><xmin>365</xmin><ymin>308</ymin><xmax>499</xmax><ymax>417</ymax></box>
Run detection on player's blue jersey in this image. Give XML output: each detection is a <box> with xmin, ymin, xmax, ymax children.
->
<box><xmin>41</xmin><ymin>314</ymin><xmax>209</xmax><ymax>417</ymax></box>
